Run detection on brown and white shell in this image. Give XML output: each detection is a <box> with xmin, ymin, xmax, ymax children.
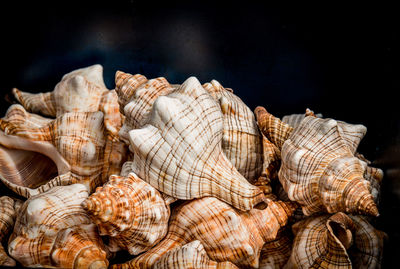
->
<box><xmin>259</xmin><ymin>230</ymin><xmax>292</xmax><ymax>269</ymax></box>
<box><xmin>284</xmin><ymin>212</ymin><xmax>386</xmax><ymax>268</ymax></box>
<box><xmin>202</xmin><ymin>80</ymin><xmax>263</xmax><ymax>182</ymax></box>
<box><xmin>255</xmin><ymin>106</ymin><xmax>379</xmax><ymax>216</ymax></box>
<box><xmin>0</xmin><ymin>196</ymin><xmax>18</xmax><ymax>267</ymax></box>
<box><xmin>152</xmin><ymin>240</ymin><xmax>239</xmax><ymax>269</ymax></box>
<box><xmin>126</xmin><ymin>77</ymin><xmax>265</xmax><ymax>211</ymax></box>
<box><xmin>82</xmin><ymin>173</ymin><xmax>170</xmax><ymax>255</ymax></box>
<box><xmin>113</xmin><ymin>197</ymin><xmax>297</xmax><ymax>268</ymax></box>
<box><xmin>8</xmin><ymin>184</ymin><xmax>109</xmax><ymax>268</ymax></box>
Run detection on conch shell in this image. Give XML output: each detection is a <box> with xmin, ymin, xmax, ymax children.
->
<box><xmin>284</xmin><ymin>212</ymin><xmax>386</xmax><ymax>268</ymax></box>
<box><xmin>113</xmin><ymin>197</ymin><xmax>297</xmax><ymax>268</ymax></box>
<box><xmin>202</xmin><ymin>80</ymin><xmax>263</xmax><ymax>182</ymax></box>
<box><xmin>255</xmin><ymin>106</ymin><xmax>379</xmax><ymax>216</ymax></box>
<box><xmin>152</xmin><ymin>240</ymin><xmax>239</xmax><ymax>269</ymax></box>
<box><xmin>82</xmin><ymin>173</ymin><xmax>170</xmax><ymax>255</ymax></box>
<box><xmin>127</xmin><ymin>77</ymin><xmax>265</xmax><ymax>211</ymax></box>
<box><xmin>0</xmin><ymin>196</ymin><xmax>18</xmax><ymax>267</ymax></box>
<box><xmin>259</xmin><ymin>231</ymin><xmax>292</xmax><ymax>269</ymax></box>
<box><xmin>8</xmin><ymin>184</ymin><xmax>109</xmax><ymax>268</ymax></box>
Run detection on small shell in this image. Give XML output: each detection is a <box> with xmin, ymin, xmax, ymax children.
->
<box><xmin>0</xmin><ymin>196</ymin><xmax>17</xmax><ymax>267</ymax></box>
<box><xmin>152</xmin><ymin>240</ymin><xmax>239</xmax><ymax>269</ymax></box>
<box><xmin>114</xmin><ymin>71</ymin><xmax>176</xmax><ymax>144</ymax></box>
<box><xmin>203</xmin><ymin>80</ymin><xmax>263</xmax><ymax>182</ymax></box>
<box><xmin>127</xmin><ymin>77</ymin><xmax>265</xmax><ymax>211</ymax></box>
<box><xmin>255</xmin><ymin>107</ymin><xmax>379</xmax><ymax>216</ymax></box>
<box><xmin>82</xmin><ymin>173</ymin><xmax>170</xmax><ymax>255</ymax></box>
<box><xmin>114</xmin><ymin>197</ymin><xmax>296</xmax><ymax>268</ymax></box>
<box><xmin>8</xmin><ymin>184</ymin><xmax>109</xmax><ymax>268</ymax></box>
<box><xmin>285</xmin><ymin>212</ymin><xmax>386</xmax><ymax>268</ymax></box>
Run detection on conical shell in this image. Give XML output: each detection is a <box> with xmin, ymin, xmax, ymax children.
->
<box><xmin>82</xmin><ymin>173</ymin><xmax>170</xmax><ymax>255</ymax></box>
<box><xmin>0</xmin><ymin>109</ymin><xmax>107</xmax><ymax>192</ymax></box>
<box><xmin>152</xmin><ymin>240</ymin><xmax>239</xmax><ymax>269</ymax></box>
<box><xmin>285</xmin><ymin>213</ymin><xmax>386</xmax><ymax>268</ymax></box>
<box><xmin>203</xmin><ymin>80</ymin><xmax>263</xmax><ymax>182</ymax></box>
<box><xmin>114</xmin><ymin>197</ymin><xmax>296</xmax><ymax>268</ymax></box>
<box><xmin>8</xmin><ymin>184</ymin><xmax>109</xmax><ymax>268</ymax></box>
<box><xmin>114</xmin><ymin>71</ymin><xmax>176</xmax><ymax>144</ymax></box>
<box><xmin>0</xmin><ymin>196</ymin><xmax>17</xmax><ymax>267</ymax></box>
<box><xmin>127</xmin><ymin>77</ymin><xmax>265</xmax><ymax>211</ymax></box>
<box><xmin>259</xmin><ymin>230</ymin><xmax>292</xmax><ymax>269</ymax></box>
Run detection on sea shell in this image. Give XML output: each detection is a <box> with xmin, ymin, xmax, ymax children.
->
<box><xmin>202</xmin><ymin>80</ymin><xmax>263</xmax><ymax>182</ymax></box>
<box><xmin>152</xmin><ymin>240</ymin><xmax>239</xmax><ymax>269</ymax></box>
<box><xmin>0</xmin><ymin>109</ymin><xmax>107</xmax><ymax>192</ymax></box>
<box><xmin>284</xmin><ymin>212</ymin><xmax>386</xmax><ymax>268</ymax></box>
<box><xmin>0</xmin><ymin>196</ymin><xmax>18</xmax><ymax>267</ymax></box>
<box><xmin>115</xmin><ymin>71</ymin><xmax>176</xmax><ymax>144</ymax></box>
<box><xmin>255</xmin><ymin>106</ymin><xmax>379</xmax><ymax>216</ymax></box>
<box><xmin>8</xmin><ymin>184</ymin><xmax>109</xmax><ymax>268</ymax></box>
<box><xmin>82</xmin><ymin>173</ymin><xmax>170</xmax><ymax>255</ymax></box>
<box><xmin>281</xmin><ymin>108</ymin><xmax>321</xmax><ymax>128</ymax></box>
<box><xmin>126</xmin><ymin>77</ymin><xmax>265</xmax><ymax>211</ymax></box>
<box><xmin>259</xmin><ymin>230</ymin><xmax>292</xmax><ymax>269</ymax></box>
<box><xmin>113</xmin><ymin>197</ymin><xmax>297</xmax><ymax>268</ymax></box>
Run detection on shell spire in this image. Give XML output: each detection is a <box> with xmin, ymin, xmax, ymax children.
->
<box><xmin>254</xmin><ymin>106</ymin><xmax>293</xmax><ymax>150</ymax></box>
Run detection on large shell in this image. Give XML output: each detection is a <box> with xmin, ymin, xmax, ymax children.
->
<box><xmin>284</xmin><ymin>212</ymin><xmax>386</xmax><ymax>268</ymax></box>
<box><xmin>114</xmin><ymin>71</ymin><xmax>176</xmax><ymax>144</ymax></box>
<box><xmin>126</xmin><ymin>77</ymin><xmax>265</xmax><ymax>211</ymax></box>
<box><xmin>82</xmin><ymin>173</ymin><xmax>170</xmax><ymax>255</ymax></box>
<box><xmin>0</xmin><ymin>196</ymin><xmax>18</xmax><ymax>267</ymax></box>
<box><xmin>255</xmin><ymin>106</ymin><xmax>379</xmax><ymax>216</ymax></box>
<box><xmin>152</xmin><ymin>240</ymin><xmax>239</xmax><ymax>269</ymax></box>
<box><xmin>0</xmin><ymin>109</ymin><xmax>107</xmax><ymax>192</ymax></box>
<box><xmin>8</xmin><ymin>184</ymin><xmax>109</xmax><ymax>268</ymax></box>
<box><xmin>113</xmin><ymin>197</ymin><xmax>297</xmax><ymax>268</ymax></box>
<box><xmin>202</xmin><ymin>80</ymin><xmax>263</xmax><ymax>182</ymax></box>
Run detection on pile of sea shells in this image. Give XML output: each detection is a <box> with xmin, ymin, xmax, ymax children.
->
<box><xmin>0</xmin><ymin>64</ymin><xmax>386</xmax><ymax>268</ymax></box>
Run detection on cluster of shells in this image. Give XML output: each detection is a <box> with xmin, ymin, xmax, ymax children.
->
<box><xmin>0</xmin><ymin>64</ymin><xmax>386</xmax><ymax>268</ymax></box>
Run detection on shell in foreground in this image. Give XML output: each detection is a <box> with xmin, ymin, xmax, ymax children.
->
<box><xmin>0</xmin><ymin>196</ymin><xmax>17</xmax><ymax>267</ymax></box>
<box><xmin>113</xmin><ymin>197</ymin><xmax>297</xmax><ymax>268</ymax></box>
<box><xmin>126</xmin><ymin>76</ymin><xmax>265</xmax><ymax>211</ymax></box>
<box><xmin>82</xmin><ymin>173</ymin><xmax>170</xmax><ymax>255</ymax></box>
<box><xmin>255</xmin><ymin>106</ymin><xmax>378</xmax><ymax>216</ymax></box>
<box><xmin>8</xmin><ymin>184</ymin><xmax>108</xmax><ymax>268</ymax></box>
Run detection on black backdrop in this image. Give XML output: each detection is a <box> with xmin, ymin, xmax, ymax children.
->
<box><xmin>0</xmin><ymin>1</ymin><xmax>399</xmax><ymax>267</ymax></box>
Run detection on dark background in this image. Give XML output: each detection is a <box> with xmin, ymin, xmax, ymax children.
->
<box><xmin>0</xmin><ymin>1</ymin><xmax>399</xmax><ymax>267</ymax></box>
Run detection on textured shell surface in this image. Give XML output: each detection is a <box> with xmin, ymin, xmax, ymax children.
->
<box><xmin>8</xmin><ymin>184</ymin><xmax>109</xmax><ymax>268</ymax></box>
<box><xmin>202</xmin><ymin>80</ymin><xmax>263</xmax><ymax>182</ymax></box>
<box><xmin>113</xmin><ymin>196</ymin><xmax>296</xmax><ymax>269</ymax></box>
<box><xmin>126</xmin><ymin>76</ymin><xmax>265</xmax><ymax>211</ymax></box>
<box><xmin>82</xmin><ymin>173</ymin><xmax>170</xmax><ymax>255</ymax></box>
<box><xmin>285</xmin><ymin>212</ymin><xmax>386</xmax><ymax>268</ymax></box>
<box><xmin>152</xmin><ymin>240</ymin><xmax>239</xmax><ymax>269</ymax></box>
<box><xmin>259</xmin><ymin>230</ymin><xmax>292</xmax><ymax>269</ymax></box>
<box><xmin>114</xmin><ymin>71</ymin><xmax>176</xmax><ymax>144</ymax></box>
<box><xmin>255</xmin><ymin>106</ymin><xmax>378</xmax><ymax>216</ymax></box>
<box><xmin>0</xmin><ymin>196</ymin><xmax>17</xmax><ymax>267</ymax></box>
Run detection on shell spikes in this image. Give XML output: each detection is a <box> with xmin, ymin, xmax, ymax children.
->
<box><xmin>82</xmin><ymin>173</ymin><xmax>170</xmax><ymax>255</ymax></box>
<box><xmin>127</xmin><ymin>77</ymin><xmax>265</xmax><ymax>211</ymax></box>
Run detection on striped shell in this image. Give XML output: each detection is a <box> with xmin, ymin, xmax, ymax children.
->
<box><xmin>0</xmin><ymin>109</ymin><xmax>108</xmax><ymax>193</ymax></box>
<box><xmin>0</xmin><ymin>196</ymin><xmax>18</xmax><ymax>267</ymax></box>
<box><xmin>152</xmin><ymin>240</ymin><xmax>239</xmax><ymax>269</ymax></box>
<box><xmin>259</xmin><ymin>231</ymin><xmax>292</xmax><ymax>269</ymax></box>
<box><xmin>82</xmin><ymin>173</ymin><xmax>170</xmax><ymax>255</ymax></box>
<box><xmin>126</xmin><ymin>77</ymin><xmax>265</xmax><ymax>211</ymax></box>
<box><xmin>284</xmin><ymin>212</ymin><xmax>386</xmax><ymax>268</ymax></box>
<box><xmin>8</xmin><ymin>184</ymin><xmax>109</xmax><ymax>268</ymax></box>
<box><xmin>255</xmin><ymin>106</ymin><xmax>379</xmax><ymax>216</ymax></box>
<box><xmin>114</xmin><ymin>71</ymin><xmax>176</xmax><ymax>144</ymax></box>
<box><xmin>114</xmin><ymin>197</ymin><xmax>297</xmax><ymax>268</ymax></box>
<box><xmin>202</xmin><ymin>80</ymin><xmax>263</xmax><ymax>182</ymax></box>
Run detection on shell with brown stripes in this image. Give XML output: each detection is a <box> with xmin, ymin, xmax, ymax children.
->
<box><xmin>0</xmin><ymin>196</ymin><xmax>19</xmax><ymax>267</ymax></box>
<box><xmin>112</xmin><ymin>197</ymin><xmax>297</xmax><ymax>269</ymax></box>
<box><xmin>82</xmin><ymin>173</ymin><xmax>170</xmax><ymax>255</ymax></box>
<box><xmin>8</xmin><ymin>184</ymin><xmax>109</xmax><ymax>268</ymax></box>
<box><xmin>126</xmin><ymin>76</ymin><xmax>265</xmax><ymax>211</ymax></box>
<box><xmin>284</xmin><ymin>212</ymin><xmax>386</xmax><ymax>268</ymax></box>
<box><xmin>255</xmin><ymin>106</ymin><xmax>379</xmax><ymax>217</ymax></box>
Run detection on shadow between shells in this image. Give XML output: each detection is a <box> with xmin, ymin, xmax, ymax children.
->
<box><xmin>0</xmin><ymin>64</ymin><xmax>386</xmax><ymax>268</ymax></box>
